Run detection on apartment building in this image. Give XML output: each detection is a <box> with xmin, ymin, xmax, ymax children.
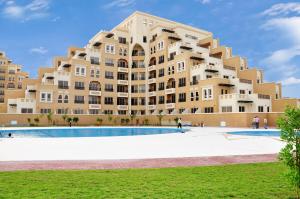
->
<box><xmin>1</xmin><ymin>11</ymin><xmax>299</xmax><ymax>116</ymax></box>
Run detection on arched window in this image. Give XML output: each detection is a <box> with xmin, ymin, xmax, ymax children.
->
<box><xmin>64</xmin><ymin>95</ymin><xmax>68</xmax><ymax>103</ymax></box>
<box><xmin>58</xmin><ymin>95</ymin><xmax>62</xmax><ymax>103</ymax></box>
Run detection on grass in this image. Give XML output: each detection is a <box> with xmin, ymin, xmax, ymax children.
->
<box><xmin>0</xmin><ymin>162</ymin><xmax>296</xmax><ymax>199</ymax></box>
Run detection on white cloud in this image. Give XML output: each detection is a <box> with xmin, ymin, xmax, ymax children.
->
<box><xmin>196</xmin><ymin>0</ymin><xmax>211</xmax><ymax>4</ymax></box>
<box><xmin>2</xmin><ymin>0</ymin><xmax>50</xmax><ymax>21</ymax></box>
<box><xmin>261</xmin><ymin>2</ymin><xmax>300</xmax><ymax>17</ymax></box>
<box><xmin>262</xmin><ymin>17</ymin><xmax>300</xmax><ymax>44</ymax></box>
<box><xmin>281</xmin><ymin>77</ymin><xmax>300</xmax><ymax>86</ymax></box>
<box><xmin>263</xmin><ymin>47</ymin><xmax>300</xmax><ymax>65</ymax></box>
<box><xmin>103</xmin><ymin>0</ymin><xmax>136</xmax><ymax>9</ymax></box>
<box><xmin>30</xmin><ymin>47</ymin><xmax>48</xmax><ymax>54</ymax></box>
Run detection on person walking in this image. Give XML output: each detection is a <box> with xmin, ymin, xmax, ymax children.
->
<box><xmin>264</xmin><ymin>118</ymin><xmax>268</xmax><ymax>129</ymax></box>
<box><xmin>177</xmin><ymin>118</ymin><xmax>182</xmax><ymax>129</ymax></box>
<box><xmin>255</xmin><ymin>116</ymin><xmax>260</xmax><ymax>129</ymax></box>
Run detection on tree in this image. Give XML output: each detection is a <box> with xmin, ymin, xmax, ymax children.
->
<box><xmin>34</xmin><ymin>117</ymin><xmax>40</xmax><ymax>126</ymax></box>
<box><xmin>27</xmin><ymin>118</ymin><xmax>32</xmax><ymax>126</ymax></box>
<box><xmin>46</xmin><ymin>112</ymin><xmax>53</xmax><ymax>125</ymax></box>
<box><xmin>277</xmin><ymin>106</ymin><xmax>300</xmax><ymax>198</ymax></box>
<box><xmin>72</xmin><ymin>117</ymin><xmax>79</xmax><ymax>125</ymax></box>
<box><xmin>96</xmin><ymin>118</ymin><xmax>103</xmax><ymax>126</ymax></box>
<box><xmin>66</xmin><ymin>117</ymin><xmax>72</xmax><ymax>124</ymax></box>
<box><xmin>157</xmin><ymin>112</ymin><xmax>164</xmax><ymax>126</ymax></box>
<box><xmin>130</xmin><ymin>113</ymin><xmax>136</xmax><ymax>125</ymax></box>
<box><xmin>125</xmin><ymin>118</ymin><xmax>130</xmax><ymax>125</ymax></box>
<box><xmin>108</xmin><ymin>114</ymin><xmax>113</xmax><ymax>125</ymax></box>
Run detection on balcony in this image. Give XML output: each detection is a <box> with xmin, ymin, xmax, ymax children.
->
<box><xmin>165</xmin><ymin>103</ymin><xmax>175</xmax><ymax>109</ymax></box>
<box><xmin>148</xmin><ymin>78</ymin><xmax>156</xmax><ymax>84</ymax></box>
<box><xmin>117</xmin><ymin>80</ymin><xmax>129</xmax><ymax>85</ymax></box>
<box><xmin>117</xmin><ymin>105</ymin><xmax>128</xmax><ymax>110</ymax></box>
<box><xmin>149</xmin><ymin>91</ymin><xmax>156</xmax><ymax>97</ymax></box>
<box><xmin>89</xmin><ymin>91</ymin><xmax>101</xmax><ymax>96</ymax></box>
<box><xmin>89</xmin><ymin>104</ymin><xmax>101</xmax><ymax>109</ymax></box>
<box><xmin>165</xmin><ymin>88</ymin><xmax>175</xmax><ymax>94</ymax></box>
<box><xmin>27</xmin><ymin>85</ymin><xmax>37</xmax><ymax>92</ymax></box>
<box><xmin>148</xmin><ymin>105</ymin><xmax>156</xmax><ymax>110</ymax></box>
<box><xmin>117</xmin><ymin>92</ymin><xmax>128</xmax><ymax>97</ymax></box>
<box><xmin>118</xmin><ymin>67</ymin><xmax>129</xmax><ymax>73</ymax></box>
<box><xmin>148</xmin><ymin>65</ymin><xmax>156</xmax><ymax>71</ymax></box>
<box><xmin>219</xmin><ymin>94</ymin><xmax>253</xmax><ymax>103</ymax></box>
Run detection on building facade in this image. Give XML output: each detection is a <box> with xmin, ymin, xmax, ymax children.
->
<box><xmin>1</xmin><ymin>11</ymin><xmax>299</xmax><ymax>117</ymax></box>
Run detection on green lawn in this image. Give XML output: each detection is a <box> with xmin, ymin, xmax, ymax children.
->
<box><xmin>0</xmin><ymin>162</ymin><xmax>295</xmax><ymax>199</ymax></box>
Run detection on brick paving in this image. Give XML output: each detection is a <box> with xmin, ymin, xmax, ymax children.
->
<box><xmin>0</xmin><ymin>154</ymin><xmax>278</xmax><ymax>171</ymax></box>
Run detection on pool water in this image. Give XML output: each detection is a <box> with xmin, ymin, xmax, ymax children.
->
<box><xmin>0</xmin><ymin>127</ymin><xmax>187</xmax><ymax>138</ymax></box>
<box><xmin>229</xmin><ymin>130</ymin><xmax>280</xmax><ymax>137</ymax></box>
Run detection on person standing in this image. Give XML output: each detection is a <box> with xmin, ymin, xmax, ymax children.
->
<box><xmin>252</xmin><ymin>117</ymin><xmax>256</xmax><ymax>129</ymax></box>
<box><xmin>177</xmin><ymin>118</ymin><xmax>182</xmax><ymax>129</ymax></box>
<box><xmin>264</xmin><ymin>118</ymin><xmax>268</xmax><ymax>129</ymax></box>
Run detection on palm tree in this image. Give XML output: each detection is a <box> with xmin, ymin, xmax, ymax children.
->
<box><xmin>66</xmin><ymin>117</ymin><xmax>72</xmax><ymax>126</ymax></box>
<box><xmin>125</xmin><ymin>118</ymin><xmax>130</xmax><ymax>125</ymax></box>
<box><xmin>72</xmin><ymin>117</ymin><xmax>79</xmax><ymax>125</ymax></box>
<box><xmin>96</xmin><ymin>118</ymin><xmax>103</xmax><ymax>126</ymax></box>
<box><xmin>46</xmin><ymin>112</ymin><xmax>53</xmax><ymax>125</ymax></box>
<box><xmin>27</xmin><ymin>118</ymin><xmax>31</xmax><ymax>126</ymax></box>
<box><xmin>157</xmin><ymin>112</ymin><xmax>164</xmax><ymax>126</ymax></box>
<box><xmin>108</xmin><ymin>114</ymin><xmax>113</xmax><ymax>125</ymax></box>
<box><xmin>34</xmin><ymin>117</ymin><xmax>40</xmax><ymax>126</ymax></box>
<box><xmin>130</xmin><ymin>113</ymin><xmax>136</xmax><ymax>125</ymax></box>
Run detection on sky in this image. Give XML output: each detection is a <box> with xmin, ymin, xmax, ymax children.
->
<box><xmin>0</xmin><ymin>0</ymin><xmax>300</xmax><ymax>98</ymax></box>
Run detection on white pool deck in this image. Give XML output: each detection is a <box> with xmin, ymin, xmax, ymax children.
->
<box><xmin>0</xmin><ymin>127</ymin><xmax>283</xmax><ymax>161</ymax></box>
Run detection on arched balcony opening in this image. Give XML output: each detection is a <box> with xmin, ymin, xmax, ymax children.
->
<box><xmin>118</xmin><ymin>59</ymin><xmax>128</xmax><ymax>68</ymax></box>
<box><xmin>149</xmin><ymin>57</ymin><xmax>156</xmax><ymax>66</ymax></box>
<box><xmin>89</xmin><ymin>81</ymin><xmax>101</xmax><ymax>91</ymax></box>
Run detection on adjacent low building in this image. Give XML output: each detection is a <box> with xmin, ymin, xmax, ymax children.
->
<box><xmin>0</xmin><ymin>11</ymin><xmax>299</xmax><ymax>123</ymax></box>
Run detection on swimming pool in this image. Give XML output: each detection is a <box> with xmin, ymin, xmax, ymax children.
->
<box><xmin>229</xmin><ymin>130</ymin><xmax>280</xmax><ymax>137</ymax></box>
<box><xmin>0</xmin><ymin>127</ymin><xmax>187</xmax><ymax>138</ymax></box>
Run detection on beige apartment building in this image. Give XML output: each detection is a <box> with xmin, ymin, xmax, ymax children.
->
<box><xmin>0</xmin><ymin>11</ymin><xmax>299</xmax><ymax>122</ymax></box>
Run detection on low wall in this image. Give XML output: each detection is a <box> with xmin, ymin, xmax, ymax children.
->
<box><xmin>0</xmin><ymin>112</ymin><xmax>283</xmax><ymax>128</ymax></box>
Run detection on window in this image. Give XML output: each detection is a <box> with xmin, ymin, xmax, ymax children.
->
<box><xmin>158</xmin><ymin>69</ymin><xmax>164</xmax><ymax>77</ymax></box>
<box><xmin>222</xmin><ymin>106</ymin><xmax>232</xmax><ymax>112</ymax></box>
<box><xmin>239</xmin><ymin>90</ymin><xmax>245</xmax><ymax>94</ymax></box>
<box><xmin>75</xmin><ymin>82</ymin><xmax>85</xmax><ymax>90</ymax></box>
<box><xmin>195</xmin><ymin>92</ymin><xmax>199</xmax><ymax>101</ymax></box>
<box><xmin>178</xmin><ymin>93</ymin><xmax>186</xmax><ymax>102</ymax></box>
<box><xmin>239</xmin><ymin>106</ymin><xmax>245</xmax><ymax>112</ymax></box>
<box><xmin>74</xmin><ymin>96</ymin><xmax>85</xmax><ymax>104</ymax></box>
<box><xmin>204</xmin><ymin>107</ymin><xmax>214</xmax><ymax>113</ymax></box>
<box><xmin>75</xmin><ymin>66</ymin><xmax>86</xmax><ymax>76</ymax></box>
<box><xmin>104</xmin><ymin>110</ymin><xmax>113</xmax><ymax>114</ymax></box>
<box><xmin>158</xmin><ymin>55</ymin><xmax>164</xmax><ymax>64</ymax></box>
<box><xmin>105</xmin><ymin>44</ymin><xmax>115</xmax><ymax>54</ymax></box>
<box><xmin>58</xmin><ymin>81</ymin><xmax>69</xmax><ymax>89</ymax></box>
<box><xmin>90</xmin><ymin>69</ymin><xmax>95</xmax><ymax>77</ymax></box>
<box><xmin>158</xmin><ymin>82</ymin><xmax>164</xmax><ymax>90</ymax></box>
<box><xmin>118</xmin><ymin>37</ymin><xmax>126</xmax><ymax>44</ymax></box>
<box><xmin>190</xmin><ymin>92</ymin><xmax>194</xmax><ymax>101</ymax></box>
<box><xmin>21</xmin><ymin>108</ymin><xmax>33</xmax><ymax>113</ymax></box>
<box><xmin>105</xmin><ymin>71</ymin><xmax>114</xmax><ymax>79</ymax></box>
<box><xmin>159</xmin><ymin>96</ymin><xmax>165</xmax><ymax>104</ymax></box>
<box><xmin>158</xmin><ymin>41</ymin><xmax>164</xmax><ymax>50</ymax></box>
<box><xmin>178</xmin><ymin>78</ymin><xmax>186</xmax><ymax>87</ymax></box>
<box><xmin>177</xmin><ymin>61</ymin><xmax>185</xmax><ymax>72</ymax></box>
<box><xmin>64</xmin><ymin>95</ymin><xmax>68</xmax><ymax>103</ymax></box>
<box><xmin>117</xmin><ymin>97</ymin><xmax>127</xmax><ymax>105</ymax></box>
<box><xmin>57</xmin><ymin>109</ymin><xmax>68</xmax><ymax>114</ymax></box>
<box><xmin>168</xmin><ymin>66</ymin><xmax>175</xmax><ymax>75</ymax></box>
<box><xmin>73</xmin><ymin>109</ymin><xmax>84</xmax><ymax>114</ymax></box>
<box><xmin>105</xmin><ymin>97</ymin><xmax>114</xmax><ymax>105</ymax></box>
<box><xmin>105</xmin><ymin>84</ymin><xmax>114</xmax><ymax>92</ymax></box>
<box><xmin>258</xmin><ymin>106</ymin><xmax>264</xmax><ymax>112</ymax></box>
<box><xmin>131</xmin><ymin>98</ymin><xmax>138</xmax><ymax>106</ymax></box>
<box><xmin>139</xmin><ymin>85</ymin><xmax>145</xmax><ymax>93</ymax></box>
<box><xmin>169</xmin><ymin>52</ymin><xmax>176</xmax><ymax>61</ymax></box>
<box><xmin>139</xmin><ymin>72</ymin><xmax>145</xmax><ymax>80</ymax></box>
<box><xmin>223</xmin><ymin>75</ymin><xmax>229</xmax><ymax>79</ymax></box>
<box><xmin>89</xmin><ymin>109</ymin><xmax>99</xmax><ymax>115</ymax></box>
<box><xmin>202</xmin><ymin>87</ymin><xmax>213</xmax><ymax>100</ymax></box>
<box><xmin>58</xmin><ymin>94</ymin><xmax>63</xmax><ymax>103</ymax></box>
<box><xmin>40</xmin><ymin>109</ymin><xmax>51</xmax><ymax>114</ymax></box>
<box><xmin>40</xmin><ymin>92</ymin><xmax>52</xmax><ymax>103</ymax></box>
<box><xmin>90</xmin><ymin>57</ymin><xmax>100</xmax><ymax>65</ymax></box>
<box><xmin>143</xmin><ymin>36</ymin><xmax>147</xmax><ymax>43</ymax></box>
<box><xmin>191</xmin><ymin>108</ymin><xmax>198</xmax><ymax>113</ymax></box>
<box><xmin>105</xmin><ymin>59</ymin><xmax>114</xmax><ymax>67</ymax></box>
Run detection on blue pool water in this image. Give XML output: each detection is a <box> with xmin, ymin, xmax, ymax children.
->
<box><xmin>0</xmin><ymin>127</ymin><xmax>187</xmax><ymax>138</ymax></box>
<box><xmin>229</xmin><ymin>130</ymin><xmax>280</xmax><ymax>137</ymax></box>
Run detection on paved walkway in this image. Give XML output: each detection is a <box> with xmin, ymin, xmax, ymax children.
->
<box><xmin>0</xmin><ymin>154</ymin><xmax>277</xmax><ymax>171</ymax></box>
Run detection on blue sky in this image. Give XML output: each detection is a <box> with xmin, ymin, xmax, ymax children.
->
<box><xmin>0</xmin><ymin>0</ymin><xmax>300</xmax><ymax>98</ymax></box>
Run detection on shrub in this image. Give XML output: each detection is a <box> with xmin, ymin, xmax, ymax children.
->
<box><xmin>277</xmin><ymin>106</ymin><xmax>300</xmax><ymax>198</ymax></box>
